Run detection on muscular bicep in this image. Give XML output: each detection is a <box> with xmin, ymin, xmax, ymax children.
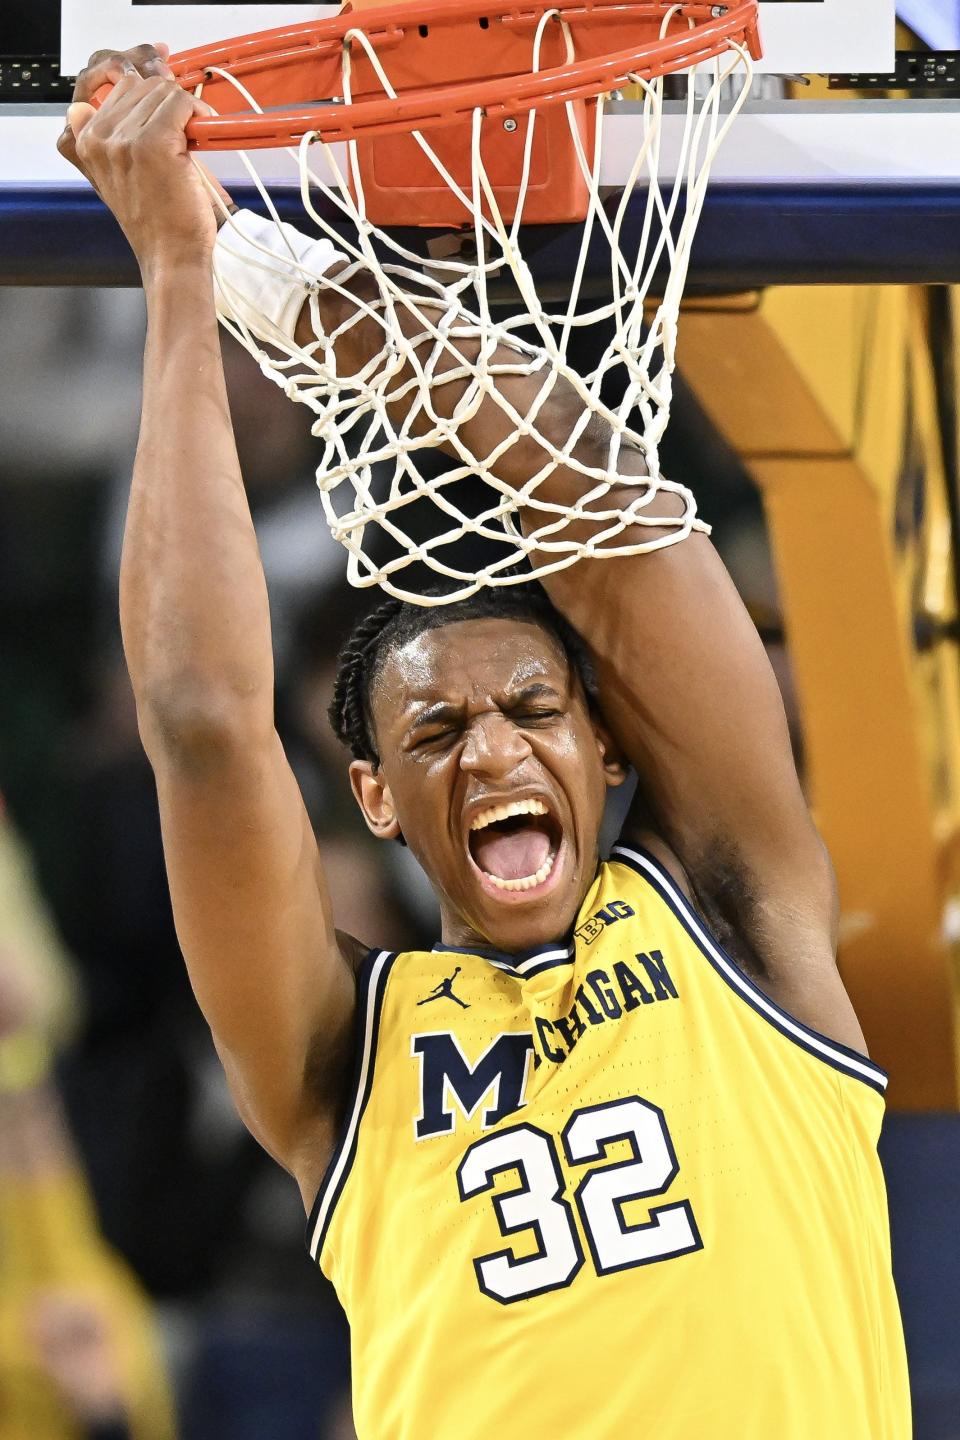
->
<box><xmin>545</xmin><ymin>531</ymin><xmax>836</xmax><ymax>964</ymax></box>
<box><xmin>151</xmin><ymin>727</ymin><xmax>357</xmax><ymax>1176</ymax></box>
<box><xmin>606</xmin><ymin>536</ymin><xmax>805</xmax><ymax>851</ymax></box>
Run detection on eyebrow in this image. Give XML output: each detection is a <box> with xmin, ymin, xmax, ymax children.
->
<box><xmin>407</xmin><ymin>701</ymin><xmax>464</xmax><ymax>734</ymax></box>
<box><xmin>507</xmin><ymin>682</ymin><xmax>563</xmax><ymax>705</ymax></box>
<box><xmin>406</xmin><ymin>681</ymin><xmax>564</xmax><ymax>735</ymax></box>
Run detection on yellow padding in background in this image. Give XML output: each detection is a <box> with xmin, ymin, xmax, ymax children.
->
<box><xmin>679</xmin><ymin>285</ymin><xmax>960</xmax><ymax>1109</ymax></box>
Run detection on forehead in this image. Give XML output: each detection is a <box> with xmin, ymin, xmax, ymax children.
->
<box><xmin>377</xmin><ymin>617</ymin><xmax>569</xmax><ymax>706</ymax></box>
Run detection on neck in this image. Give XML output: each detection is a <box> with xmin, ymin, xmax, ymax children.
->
<box><xmin>436</xmin><ymin>878</ymin><xmax>596</xmax><ymax>956</ymax></box>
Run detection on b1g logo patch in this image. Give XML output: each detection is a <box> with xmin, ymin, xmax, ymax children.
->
<box><xmin>575</xmin><ymin>898</ymin><xmax>634</xmax><ymax>946</ymax></box>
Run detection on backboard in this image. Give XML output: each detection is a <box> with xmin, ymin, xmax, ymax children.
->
<box><xmin>5</xmin><ymin>0</ymin><xmax>960</xmax><ymax>287</ymax></box>
<box><xmin>55</xmin><ymin>0</ymin><xmax>896</xmax><ymax>79</ymax></box>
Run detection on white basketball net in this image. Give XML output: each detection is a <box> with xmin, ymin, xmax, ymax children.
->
<box><xmin>203</xmin><ymin>9</ymin><xmax>754</xmax><ymax>604</ymax></box>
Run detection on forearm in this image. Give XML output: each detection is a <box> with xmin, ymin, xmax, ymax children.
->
<box><xmin>290</xmin><ymin>239</ymin><xmax>663</xmax><ymax>509</ymax></box>
<box><xmin>122</xmin><ymin>262</ymin><xmax>274</xmax><ymax>749</ymax></box>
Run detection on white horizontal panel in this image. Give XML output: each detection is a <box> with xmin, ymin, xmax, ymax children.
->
<box><xmin>601</xmin><ymin>101</ymin><xmax>960</xmax><ymax>184</ymax></box>
<box><xmin>61</xmin><ymin>0</ymin><xmax>895</xmax><ymax>77</ymax></box>
<box><xmin>62</xmin><ymin>3</ymin><xmax>330</xmax><ymax>75</ymax></box>
<box><xmin>8</xmin><ymin>102</ymin><xmax>959</xmax><ymax>190</ymax></box>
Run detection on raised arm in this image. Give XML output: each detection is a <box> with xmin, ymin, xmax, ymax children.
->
<box><xmin>532</xmin><ymin>478</ymin><xmax>839</xmax><ymax>963</ymax></box>
<box><xmin>443</xmin><ymin>380</ymin><xmax>859</xmax><ymax>1045</ymax></box>
<box><xmin>286</xmin><ymin>216</ymin><xmax>859</xmax><ymax>1047</ymax></box>
<box><xmin>431</xmin><ymin>358</ymin><xmax>858</xmax><ymax>1046</ymax></box>
<box><xmin>63</xmin><ymin>62</ymin><xmax>358</xmax><ymax>1195</ymax></box>
<box><xmin>83</xmin><ymin>65</ymin><xmax>857</xmax><ymax>1051</ymax></box>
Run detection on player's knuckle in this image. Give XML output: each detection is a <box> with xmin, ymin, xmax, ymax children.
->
<box><xmin>79</xmin><ymin>52</ymin><xmax>119</xmax><ymax>87</ymax></box>
<box><xmin>104</xmin><ymin>126</ymin><xmax>133</xmax><ymax>156</ymax></box>
<box><xmin>157</xmin><ymin>84</ymin><xmax>190</xmax><ymax>117</ymax></box>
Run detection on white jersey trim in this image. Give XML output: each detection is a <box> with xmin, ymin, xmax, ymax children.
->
<box><xmin>610</xmin><ymin>845</ymin><xmax>889</xmax><ymax>1096</ymax></box>
<box><xmin>306</xmin><ymin>948</ymin><xmax>395</xmax><ymax>1264</ymax></box>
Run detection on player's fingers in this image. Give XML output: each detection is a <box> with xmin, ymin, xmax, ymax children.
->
<box><xmin>72</xmin><ymin>44</ymin><xmax>173</xmax><ymax>106</ymax></box>
<box><xmin>67</xmin><ymin>67</ymin><xmax>146</xmax><ymax>136</ymax></box>
<box><xmin>137</xmin><ymin>82</ymin><xmax>205</xmax><ymax>138</ymax></box>
<box><xmin>67</xmin><ymin>72</ymin><xmax>158</xmax><ymax>152</ymax></box>
<box><xmin>105</xmin><ymin>73</ymin><xmax>184</xmax><ymax>132</ymax></box>
<box><xmin>73</xmin><ymin>54</ymin><xmax>136</xmax><ymax>104</ymax></box>
<box><xmin>61</xmin><ymin>55</ymin><xmax>133</xmax><ymax>157</ymax></box>
<box><xmin>77</xmin><ymin>54</ymin><xmax>135</xmax><ymax>91</ymax></box>
<box><xmin>62</xmin><ymin>76</ymin><xmax>173</xmax><ymax>173</ymax></box>
<box><xmin>57</xmin><ymin>100</ymin><xmax>99</xmax><ymax>169</ymax></box>
<box><xmin>126</xmin><ymin>42</ymin><xmax>176</xmax><ymax>80</ymax></box>
<box><xmin>65</xmin><ymin>102</ymin><xmax>97</xmax><ymax>139</ymax></box>
<box><xmin>74</xmin><ymin>80</ymin><xmax>198</xmax><ymax>162</ymax></box>
<box><xmin>111</xmin><ymin>77</ymin><xmax>194</xmax><ymax>132</ymax></box>
<box><xmin>81</xmin><ymin>44</ymin><xmax>173</xmax><ymax>88</ymax></box>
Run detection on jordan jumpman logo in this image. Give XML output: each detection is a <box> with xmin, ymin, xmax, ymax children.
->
<box><xmin>417</xmin><ymin>967</ymin><xmax>470</xmax><ymax>1009</ymax></box>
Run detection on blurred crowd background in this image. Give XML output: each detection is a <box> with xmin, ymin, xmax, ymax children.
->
<box><xmin>0</xmin><ymin>283</ymin><xmax>957</xmax><ymax>1439</ymax></box>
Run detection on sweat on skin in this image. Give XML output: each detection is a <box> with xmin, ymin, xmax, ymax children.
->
<box><xmin>348</xmin><ymin>617</ymin><xmax>628</xmax><ymax>953</ymax></box>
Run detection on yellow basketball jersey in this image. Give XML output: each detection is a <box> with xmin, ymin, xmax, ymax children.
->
<box><xmin>307</xmin><ymin>845</ymin><xmax>910</xmax><ymax>1439</ymax></box>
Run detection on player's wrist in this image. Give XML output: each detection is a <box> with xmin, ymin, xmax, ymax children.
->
<box><xmin>131</xmin><ymin>213</ymin><xmax>220</xmax><ymax>284</ymax></box>
<box><xmin>139</xmin><ymin>246</ymin><xmax>217</xmax><ymax>299</ymax></box>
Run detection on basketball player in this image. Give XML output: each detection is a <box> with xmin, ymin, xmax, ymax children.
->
<box><xmin>59</xmin><ymin>48</ymin><xmax>911</xmax><ymax>1439</ymax></box>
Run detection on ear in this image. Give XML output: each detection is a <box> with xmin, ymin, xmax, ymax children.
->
<box><xmin>349</xmin><ymin>760</ymin><xmax>403</xmax><ymax>841</ymax></box>
<box><xmin>591</xmin><ymin>716</ymin><xmax>629</xmax><ymax>790</ymax></box>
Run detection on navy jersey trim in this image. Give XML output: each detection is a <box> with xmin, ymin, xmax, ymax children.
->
<box><xmin>610</xmin><ymin>845</ymin><xmax>889</xmax><ymax>1096</ymax></box>
<box><xmin>432</xmin><ymin>939</ymin><xmax>574</xmax><ymax>980</ymax></box>
<box><xmin>305</xmin><ymin>948</ymin><xmax>397</xmax><ymax>1264</ymax></box>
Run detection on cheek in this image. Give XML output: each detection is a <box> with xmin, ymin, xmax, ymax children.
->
<box><xmin>551</xmin><ymin>719</ymin><xmax>582</xmax><ymax>759</ymax></box>
<box><xmin>390</xmin><ymin>762</ymin><xmax>456</xmax><ymax>851</ymax></box>
<box><xmin>546</xmin><ymin>723</ymin><xmax>606</xmax><ymax>805</ymax></box>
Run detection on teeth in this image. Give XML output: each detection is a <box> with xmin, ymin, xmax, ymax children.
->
<box><xmin>484</xmin><ymin>852</ymin><xmax>557</xmax><ymax>892</ymax></box>
<box><xmin>469</xmin><ymin>797</ymin><xmax>548</xmax><ymax>832</ymax></box>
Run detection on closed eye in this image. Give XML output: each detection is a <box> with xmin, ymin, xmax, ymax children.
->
<box><xmin>410</xmin><ymin>727</ymin><xmax>459</xmax><ymax>751</ymax></box>
<box><xmin>513</xmin><ymin>708</ymin><xmax>562</xmax><ymax>724</ymax></box>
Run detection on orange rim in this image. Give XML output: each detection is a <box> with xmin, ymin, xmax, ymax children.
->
<box><xmin>164</xmin><ymin>0</ymin><xmax>761</xmax><ymax>150</ymax></box>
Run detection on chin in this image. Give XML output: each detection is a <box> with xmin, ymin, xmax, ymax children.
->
<box><xmin>472</xmin><ymin>871</ymin><xmax>588</xmax><ymax>955</ymax></box>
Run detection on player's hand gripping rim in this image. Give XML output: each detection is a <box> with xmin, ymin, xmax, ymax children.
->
<box><xmin>58</xmin><ymin>42</ymin><xmax>237</xmax><ymax>244</ymax></box>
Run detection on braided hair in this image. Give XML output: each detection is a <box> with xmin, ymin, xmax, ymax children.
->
<box><xmin>328</xmin><ymin>581</ymin><xmax>597</xmax><ymax>766</ymax></box>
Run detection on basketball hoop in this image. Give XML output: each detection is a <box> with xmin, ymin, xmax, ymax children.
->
<box><xmin>171</xmin><ymin>0</ymin><xmax>760</xmax><ymax>225</ymax></box>
<box><xmin>117</xmin><ymin>2</ymin><xmax>763</xmax><ymax>602</ymax></box>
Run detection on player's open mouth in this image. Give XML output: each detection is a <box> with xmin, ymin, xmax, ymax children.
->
<box><xmin>466</xmin><ymin>797</ymin><xmax>563</xmax><ymax>897</ymax></box>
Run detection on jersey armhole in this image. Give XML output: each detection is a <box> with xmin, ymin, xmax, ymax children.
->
<box><xmin>609</xmin><ymin>843</ymin><xmax>889</xmax><ymax>1098</ymax></box>
<box><xmin>305</xmin><ymin>947</ymin><xmax>397</xmax><ymax>1263</ymax></box>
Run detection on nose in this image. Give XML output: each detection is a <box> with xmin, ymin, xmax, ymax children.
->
<box><xmin>460</xmin><ymin>712</ymin><xmax>533</xmax><ymax>778</ymax></box>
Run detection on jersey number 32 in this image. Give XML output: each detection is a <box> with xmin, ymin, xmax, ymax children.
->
<box><xmin>456</xmin><ymin>1094</ymin><xmax>702</xmax><ymax>1304</ymax></box>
